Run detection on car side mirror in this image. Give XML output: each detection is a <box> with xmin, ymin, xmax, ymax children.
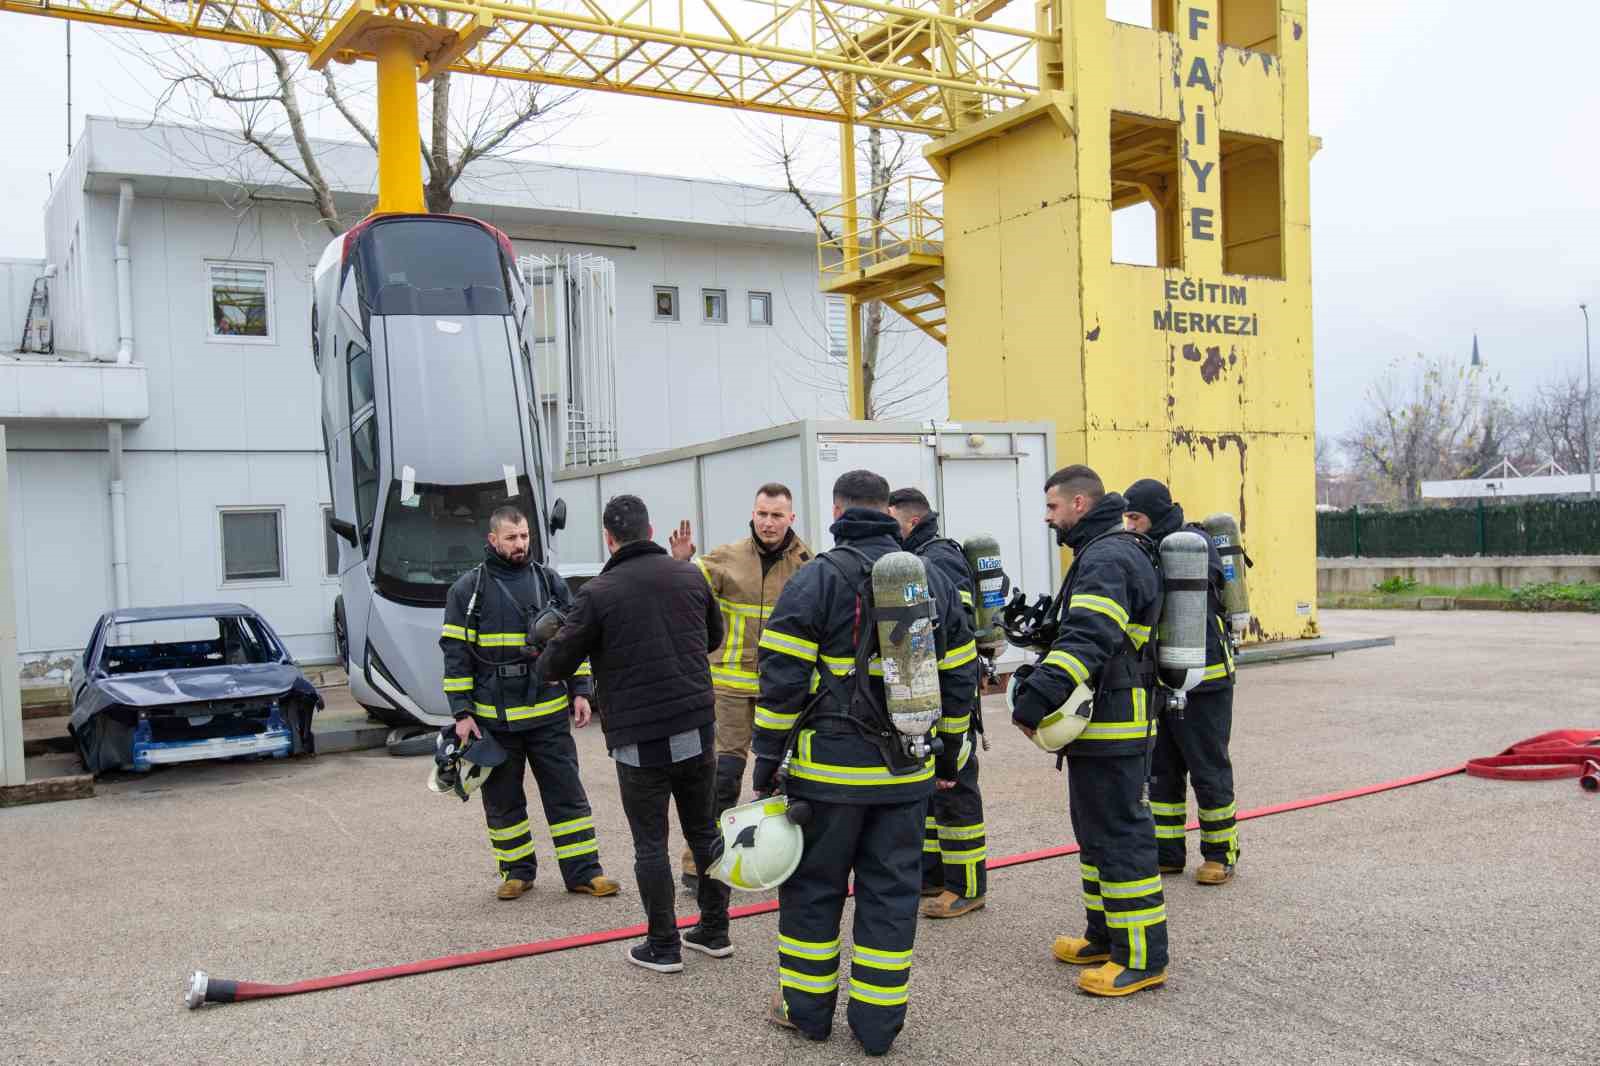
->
<box><xmin>327</xmin><ymin>512</ymin><xmax>359</xmax><ymax>547</ymax></box>
<box><xmin>549</xmin><ymin>498</ymin><xmax>568</xmax><ymax>534</ymax></box>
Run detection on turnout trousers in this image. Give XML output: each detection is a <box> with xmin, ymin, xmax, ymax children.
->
<box><xmin>1066</xmin><ymin>753</ymin><xmax>1169</xmax><ymax>972</ymax></box>
<box><xmin>479</xmin><ymin>724</ymin><xmax>604</xmax><ymax>889</ymax></box>
<box><xmin>777</xmin><ymin>798</ymin><xmax>922</xmax><ymax>1055</ymax></box>
<box><xmin>1148</xmin><ymin>686</ymin><xmax>1239</xmax><ymax>869</ymax></box>
<box><xmin>920</xmin><ymin>743</ymin><xmax>987</xmax><ymax>898</ymax></box>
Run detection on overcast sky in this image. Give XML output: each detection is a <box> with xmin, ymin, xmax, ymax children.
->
<box><xmin>0</xmin><ymin>2</ymin><xmax>1595</xmax><ymax>441</ymax></box>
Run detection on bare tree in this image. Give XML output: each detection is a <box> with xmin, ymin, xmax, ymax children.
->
<box><xmin>133</xmin><ymin>33</ymin><xmax>574</xmax><ymax>238</ymax></box>
<box><xmin>1340</xmin><ymin>352</ymin><xmax>1503</xmax><ymax>505</ymax></box>
<box><xmin>751</xmin><ymin>107</ymin><xmax>942</xmax><ymax>419</ymax></box>
<box><xmin>1515</xmin><ymin>372</ymin><xmax>1599</xmax><ymax>473</ymax></box>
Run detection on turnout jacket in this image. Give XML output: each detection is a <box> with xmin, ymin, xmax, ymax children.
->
<box><xmin>1147</xmin><ymin>505</ymin><xmax>1236</xmax><ymax>693</ymax></box>
<box><xmin>902</xmin><ymin>512</ymin><xmax>979</xmax><ymax>744</ymax></box>
<box><xmin>440</xmin><ymin>547</ymin><xmax>591</xmax><ymax>731</ymax></box>
<box><xmin>1011</xmin><ymin>493</ymin><xmax>1163</xmax><ymax>758</ymax></box>
<box><xmin>753</xmin><ymin>509</ymin><xmax>980</xmax><ymax>805</ymax></box>
<box><xmin>538</xmin><ymin>539</ymin><xmax>723</xmax><ymax>750</ymax></box>
<box><xmin>695</xmin><ymin>526</ymin><xmax>812</xmax><ymax>696</ymax></box>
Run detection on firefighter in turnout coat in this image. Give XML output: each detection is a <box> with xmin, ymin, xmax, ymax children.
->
<box><xmin>1009</xmin><ymin>466</ymin><xmax>1168</xmax><ymax>998</ymax></box>
<box><xmin>753</xmin><ymin>470</ymin><xmax>979</xmax><ymax>1055</ymax></box>
<box><xmin>1123</xmin><ymin>478</ymin><xmax>1240</xmax><ymax>886</ymax></box>
<box><xmin>440</xmin><ymin>506</ymin><xmax>618</xmax><ymax>901</ymax></box>
<box><xmin>887</xmin><ymin>488</ymin><xmax>987</xmax><ymax>919</ymax></box>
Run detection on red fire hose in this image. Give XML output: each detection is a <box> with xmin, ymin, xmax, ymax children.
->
<box><xmin>185</xmin><ymin>740</ymin><xmax>1591</xmax><ymax>1010</ymax></box>
<box><xmin>1464</xmin><ymin>729</ymin><xmax>1600</xmax><ymax>791</ymax></box>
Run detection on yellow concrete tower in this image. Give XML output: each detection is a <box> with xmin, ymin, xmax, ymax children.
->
<box><xmin>930</xmin><ymin>0</ymin><xmax>1317</xmax><ymax>640</ymax></box>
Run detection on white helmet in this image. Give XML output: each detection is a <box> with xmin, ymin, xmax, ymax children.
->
<box><xmin>706</xmin><ymin>796</ymin><xmax>808</xmax><ymax>891</ymax></box>
<box><xmin>1006</xmin><ymin>669</ymin><xmax>1095</xmax><ymax>753</ymax></box>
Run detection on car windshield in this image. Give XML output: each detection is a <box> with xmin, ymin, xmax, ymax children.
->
<box><xmin>374</xmin><ymin>476</ymin><xmax>540</xmax><ymax>606</ymax></box>
<box><xmin>353</xmin><ymin>218</ymin><xmax>511</xmax><ymax>317</ymax></box>
<box><xmin>100</xmin><ymin>616</ymin><xmax>280</xmax><ymax>674</ymax></box>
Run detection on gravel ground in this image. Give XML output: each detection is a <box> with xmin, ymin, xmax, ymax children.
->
<box><xmin>2</xmin><ymin>610</ymin><xmax>1597</xmax><ymax>1065</ymax></box>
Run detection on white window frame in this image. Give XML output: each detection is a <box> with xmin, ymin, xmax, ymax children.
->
<box><xmin>320</xmin><ymin>504</ymin><xmax>341</xmax><ymax>583</ymax></box>
<box><xmin>206</xmin><ymin>260</ymin><xmax>276</xmax><ymax>345</ymax></box>
<box><xmin>217</xmin><ymin>506</ymin><xmax>289</xmax><ymax>588</ymax></box>
<box><xmin>702</xmin><ymin>288</ymin><xmax>728</xmax><ymax>324</ymax></box>
<box><xmin>653</xmin><ymin>285</ymin><xmax>680</xmax><ymax>322</ymax></box>
<box><xmin>748</xmin><ymin>290</ymin><xmax>773</xmax><ymax>327</ymax></box>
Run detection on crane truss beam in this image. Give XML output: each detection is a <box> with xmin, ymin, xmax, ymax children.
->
<box><xmin>0</xmin><ymin>0</ymin><xmax>1045</xmax><ymax>133</ymax></box>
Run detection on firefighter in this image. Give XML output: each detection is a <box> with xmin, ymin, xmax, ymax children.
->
<box><xmin>753</xmin><ymin>469</ymin><xmax>978</xmax><ymax>1056</ymax></box>
<box><xmin>887</xmin><ymin>487</ymin><xmax>987</xmax><ymax>919</ymax></box>
<box><xmin>439</xmin><ymin>506</ymin><xmax>619</xmax><ymax>901</ymax></box>
<box><xmin>1123</xmin><ymin>478</ymin><xmax>1239</xmax><ymax>885</ymax></box>
<box><xmin>668</xmin><ymin>483</ymin><xmax>812</xmax><ymax>889</ymax></box>
<box><xmin>1009</xmin><ymin>466</ymin><xmax>1168</xmax><ymax>998</ymax></box>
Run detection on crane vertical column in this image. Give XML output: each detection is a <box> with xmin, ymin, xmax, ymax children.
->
<box><xmin>373</xmin><ymin>29</ymin><xmax>426</xmax><ymax>215</ymax></box>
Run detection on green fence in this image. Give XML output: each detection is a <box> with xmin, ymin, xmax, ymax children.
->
<box><xmin>1317</xmin><ymin>499</ymin><xmax>1600</xmax><ymax>558</ymax></box>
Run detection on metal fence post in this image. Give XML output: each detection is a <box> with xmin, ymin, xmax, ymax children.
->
<box><xmin>1351</xmin><ymin>506</ymin><xmax>1362</xmax><ymax>558</ymax></box>
<box><xmin>1476</xmin><ymin>499</ymin><xmax>1487</xmax><ymax>556</ymax></box>
<box><xmin>0</xmin><ymin>426</ymin><xmax>24</xmax><ymax>788</ymax></box>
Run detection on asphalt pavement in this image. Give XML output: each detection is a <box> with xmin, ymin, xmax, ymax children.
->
<box><xmin>2</xmin><ymin>610</ymin><xmax>1597</xmax><ymax>1065</ymax></box>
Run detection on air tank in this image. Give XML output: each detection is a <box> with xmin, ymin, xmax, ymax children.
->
<box><xmin>961</xmin><ymin>534</ymin><xmax>1009</xmax><ymax>657</ymax></box>
<box><xmin>1201</xmin><ymin>512</ymin><xmax>1252</xmax><ymax>636</ymax></box>
<box><xmin>1157</xmin><ymin>529</ymin><xmax>1210</xmax><ymax>695</ymax></box>
<box><xmin>871</xmin><ymin>550</ymin><xmax>942</xmax><ymax>738</ymax></box>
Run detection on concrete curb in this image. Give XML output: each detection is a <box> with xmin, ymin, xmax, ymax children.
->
<box><xmin>1319</xmin><ymin>595</ymin><xmax>1599</xmax><ymax>613</ymax></box>
<box><xmin>1235</xmin><ymin>636</ymin><xmax>1396</xmax><ymax>667</ymax></box>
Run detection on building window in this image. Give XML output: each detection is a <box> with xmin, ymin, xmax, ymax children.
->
<box><xmin>221</xmin><ymin>509</ymin><xmax>285</xmax><ymax>583</ymax></box>
<box><xmin>748</xmin><ymin>291</ymin><xmax>773</xmax><ymax>326</ymax></box>
<box><xmin>826</xmin><ymin>296</ymin><xmax>848</xmax><ymax>361</ymax></box>
<box><xmin>703</xmin><ymin>288</ymin><xmax>728</xmax><ymax>324</ymax></box>
<box><xmin>1221</xmin><ymin>0</ymin><xmax>1279</xmax><ymax>55</ymax></box>
<box><xmin>322</xmin><ymin>506</ymin><xmax>340</xmax><ymax>578</ymax></box>
<box><xmin>1221</xmin><ymin>133</ymin><xmax>1284</xmax><ymax>278</ymax></box>
<box><xmin>1109</xmin><ymin>112</ymin><xmax>1182</xmax><ymax>268</ymax></box>
<box><xmin>208</xmin><ymin>261</ymin><xmax>273</xmax><ymax>341</ymax></box>
<box><xmin>653</xmin><ymin>285</ymin><xmax>679</xmax><ymax>322</ymax></box>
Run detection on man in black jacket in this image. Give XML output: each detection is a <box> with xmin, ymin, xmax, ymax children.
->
<box><xmin>537</xmin><ymin>494</ymin><xmax>732</xmax><ymax>975</ymax></box>
<box><xmin>1123</xmin><ymin>478</ymin><xmax>1239</xmax><ymax>885</ymax></box>
<box><xmin>887</xmin><ymin>487</ymin><xmax>987</xmax><ymax>920</ymax></box>
<box><xmin>1009</xmin><ymin>465</ymin><xmax>1168</xmax><ymax>998</ymax></box>
<box><xmin>440</xmin><ymin>506</ymin><xmax>618</xmax><ymax>902</ymax></box>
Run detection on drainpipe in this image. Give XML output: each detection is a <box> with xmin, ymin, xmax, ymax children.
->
<box><xmin>109</xmin><ymin>422</ymin><xmax>130</xmax><ymax>614</ymax></box>
<box><xmin>114</xmin><ymin>180</ymin><xmax>134</xmax><ymax>365</ymax></box>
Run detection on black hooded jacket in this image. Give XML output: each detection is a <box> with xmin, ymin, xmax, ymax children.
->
<box><xmin>902</xmin><ymin>512</ymin><xmax>976</xmax><ymax>623</ymax></box>
<box><xmin>1011</xmin><ymin>493</ymin><xmax>1163</xmax><ymax>758</ymax></box>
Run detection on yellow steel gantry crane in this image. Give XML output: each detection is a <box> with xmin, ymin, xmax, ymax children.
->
<box><xmin>0</xmin><ymin>0</ymin><xmax>1318</xmax><ymax>640</ymax></box>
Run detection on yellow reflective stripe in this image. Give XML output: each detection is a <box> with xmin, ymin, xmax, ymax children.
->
<box><xmin>848</xmin><ymin>977</ymin><xmax>909</xmax><ymax>1007</ymax></box>
<box><xmin>487</xmin><ymin>820</ymin><xmax>531</xmax><ymax>841</ymax></box>
<box><xmin>937</xmin><ymin>823</ymin><xmax>985</xmax><ymax>841</ymax></box>
<box><xmin>1105</xmin><ymin>904</ymin><xmax>1167</xmax><ymax>928</ymax></box>
<box><xmin>779</xmin><ymin>934</ymin><xmax>840</xmax><ymax>959</ymax></box>
<box><xmin>710</xmin><ymin>666</ymin><xmax>760</xmax><ymax>691</ymax></box>
<box><xmin>1079</xmin><ymin>862</ymin><xmax>1100</xmax><ymax>880</ymax></box>
<box><xmin>1083</xmin><ymin>891</ymin><xmax>1104</xmax><ymax>911</ymax></box>
<box><xmin>575</xmin><ymin>661</ymin><xmax>592</xmax><ymax>677</ymax></box>
<box><xmin>938</xmin><ymin>714</ymin><xmax>970</xmax><ymax>735</ymax></box>
<box><xmin>1155</xmin><ymin>825</ymin><xmax>1188</xmax><ymax>839</ymax></box>
<box><xmin>1070</xmin><ymin>593</ymin><xmax>1129</xmax><ymax>628</ymax></box>
<box><xmin>958</xmin><ymin>589</ymin><xmax>974</xmax><ymax>606</ymax></box>
<box><xmin>780</xmin><ymin>968</ymin><xmax>839</xmax><ymax>994</ymax></box>
<box><xmin>1203</xmin><ymin>662</ymin><xmax>1231</xmax><ymax>680</ymax></box>
<box><xmin>818</xmin><ymin>656</ymin><xmax>885</xmax><ymax>677</ymax></box>
<box><xmin>754</xmin><ymin>706</ymin><xmax>800</xmax><ymax>730</ymax></box>
<box><xmin>852</xmin><ymin>945</ymin><xmax>912</xmax><ymax>969</ymax></box>
<box><xmin>1201</xmin><ymin>827</ymin><xmax>1240</xmax><ymax>844</ymax></box>
<box><xmin>923</xmin><ymin>838</ymin><xmax>942</xmax><ymax>853</ymax></box>
<box><xmin>493</xmin><ymin>841</ymin><xmax>536</xmax><ymax>862</ymax></box>
<box><xmin>1076</xmin><ymin>721</ymin><xmax>1158</xmax><ymax>741</ymax></box>
<box><xmin>1128</xmin><ymin>624</ymin><xmax>1152</xmax><ymax>649</ymax></box>
<box><xmin>441</xmin><ymin>624</ymin><xmax>468</xmax><ymax>640</ymax></box>
<box><xmin>548</xmin><ymin>815</ymin><xmax>595</xmax><ymax>837</ymax></box>
<box><xmin>695</xmin><ymin>558</ymin><xmax>715</xmax><ymax>589</ymax></box>
<box><xmin>1149</xmin><ymin>800</ymin><xmax>1187</xmax><ymax>816</ymax></box>
<box><xmin>759</xmin><ymin>628</ymin><xmax>819</xmax><ymax>662</ymax></box>
<box><xmin>1199</xmin><ymin>802</ymin><xmax>1237</xmax><ymax>821</ymax></box>
<box><xmin>719</xmin><ymin>598</ymin><xmax>773</xmax><ymax>617</ymax></box>
<box><xmin>789</xmin><ymin>753</ymin><xmax>934</xmax><ymax>787</ymax></box>
<box><xmin>476</xmin><ymin>632</ymin><xmax>527</xmax><ymax>648</ymax></box>
<box><xmin>938</xmin><ymin>844</ymin><xmax>986</xmax><ymax>862</ymax></box>
<box><xmin>442</xmin><ymin>677</ymin><xmax>473</xmax><ymax>692</ymax></box>
<box><xmin>1042</xmin><ymin>650</ymin><xmax>1090</xmax><ymax>685</ymax></box>
<box><xmin>474</xmin><ymin>694</ymin><xmax>570</xmax><ymax>722</ymax></box>
<box><xmin>1101</xmin><ymin>875</ymin><xmax>1162</xmax><ymax>899</ymax></box>
<box><xmin>938</xmin><ymin>640</ymin><xmax>977</xmax><ymax>670</ymax></box>
<box><xmin>555</xmin><ymin>839</ymin><xmax>599</xmax><ymax>859</ymax></box>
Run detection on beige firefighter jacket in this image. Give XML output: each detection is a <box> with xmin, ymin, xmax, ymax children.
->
<box><xmin>696</xmin><ymin>529</ymin><xmax>812</xmax><ymax>695</ymax></box>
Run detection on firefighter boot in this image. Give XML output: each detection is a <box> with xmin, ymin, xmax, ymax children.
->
<box><xmin>1196</xmin><ymin>861</ymin><xmax>1235</xmax><ymax>885</ymax></box>
<box><xmin>1078</xmin><ymin>962</ymin><xmax>1167</xmax><ymax>997</ymax></box>
<box><xmin>1052</xmin><ymin>936</ymin><xmax>1111</xmax><ymax>965</ymax></box>
<box><xmin>569</xmin><ymin>875</ymin><xmax>621</xmax><ymax>897</ymax></box>
<box><xmin>921</xmin><ymin>890</ymin><xmax>986</xmax><ymax>919</ymax></box>
<box><xmin>496</xmin><ymin>878</ymin><xmax>534</xmax><ymax>901</ymax></box>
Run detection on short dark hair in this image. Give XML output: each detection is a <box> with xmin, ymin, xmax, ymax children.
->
<box><xmin>886</xmin><ymin>487</ymin><xmax>931</xmax><ymax>516</ymax></box>
<box><xmin>755</xmin><ymin>482</ymin><xmax>793</xmax><ymax>503</ymax></box>
<box><xmin>832</xmin><ymin>469</ymin><xmax>890</xmax><ymax>510</ymax></box>
<box><xmin>489</xmin><ymin>505</ymin><xmax>527</xmax><ymax>532</ymax></box>
<box><xmin>602</xmin><ymin>494</ymin><xmax>651</xmax><ymax>544</ymax></box>
<box><xmin>1044</xmin><ymin>465</ymin><xmax>1105</xmax><ymax>501</ymax></box>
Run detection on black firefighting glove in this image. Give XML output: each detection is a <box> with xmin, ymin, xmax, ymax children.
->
<box><xmin>751</xmin><ymin>757</ymin><xmax>780</xmax><ymax>797</ymax></box>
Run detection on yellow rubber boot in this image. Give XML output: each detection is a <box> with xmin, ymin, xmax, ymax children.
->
<box><xmin>496</xmin><ymin>878</ymin><xmax>533</xmax><ymax>900</ymax></box>
<box><xmin>569</xmin><ymin>875</ymin><xmax>620</xmax><ymax>897</ymax></box>
<box><xmin>1077</xmin><ymin>961</ymin><xmax>1167</xmax><ymax>997</ymax></box>
<box><xmin>1052</xmin><ymin>936</ymin><xmax>1111</xmax><ymax>965</ymax></box>
<box><xmin>1196</xmin><ymin>861</ymin><xmax>1235</xmax><ymax>885</ymax></box>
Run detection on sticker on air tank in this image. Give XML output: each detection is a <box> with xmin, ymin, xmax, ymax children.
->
<box><xmin>902</xmin><ymin>583</ymin><xmax>925</xmax><ymax>603</ymax></box>
<box><xmin>977</xmin><ymin>556</ymin><xmax>1002</xmax><ymax>570</ymax></box>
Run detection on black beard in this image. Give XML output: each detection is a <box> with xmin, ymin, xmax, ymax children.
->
<box><xmin>1052</xmin><ymin>523</ymin><xmax>1071</xmax><ymax>546</ymax></box>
